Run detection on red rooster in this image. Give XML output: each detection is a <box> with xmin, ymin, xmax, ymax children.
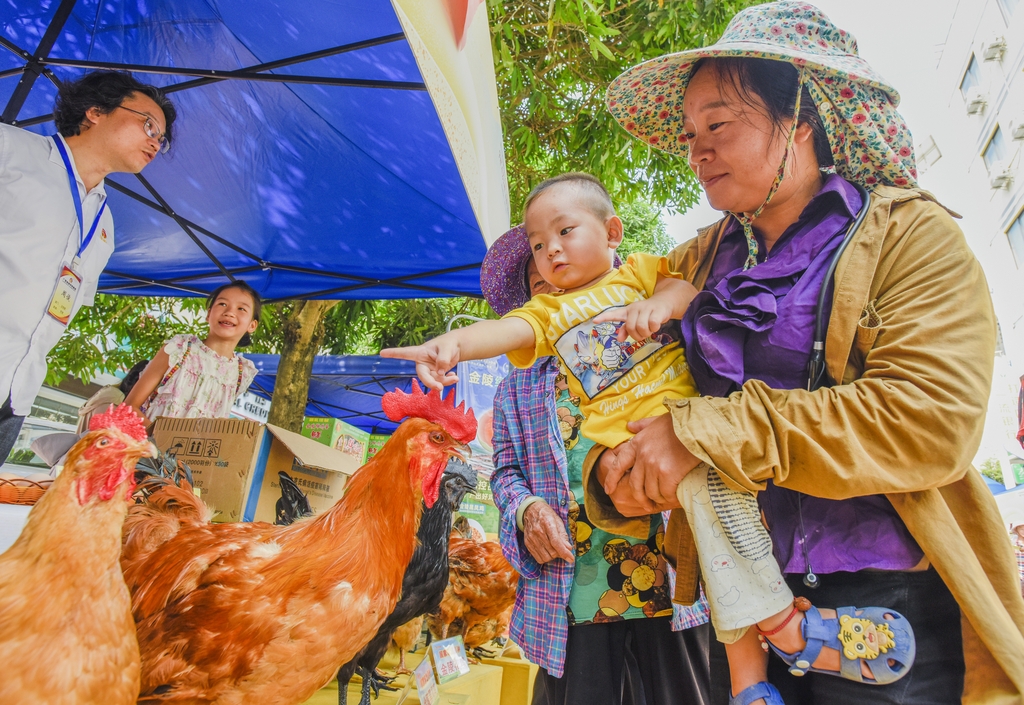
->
<box><xmin>0</xmin><ymin>405</ymin><xmax>155</xmax><ymax>705</ymax></box>
<box><xmin>121</xmin><ymin>383</ymin><xmax>475</xmax><ymax>705</ymax></box>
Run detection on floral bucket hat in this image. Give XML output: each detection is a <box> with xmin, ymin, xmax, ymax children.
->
<box><xmin>606</xmin><ymin>1</ymin><xmax>919</xmax><ymax>193</ymax></box>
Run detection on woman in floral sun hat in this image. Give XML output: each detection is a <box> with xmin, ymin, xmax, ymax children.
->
<box><xmin>578</xmin><ymin>2</ymin><xmax>1024</xmax><ymax>705</ymax></box>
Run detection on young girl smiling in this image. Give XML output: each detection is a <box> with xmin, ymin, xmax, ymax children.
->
<box><xmin>126</xmin><ymin>281</ymin><xmax>260</xmax><ymax>423</ymax></box>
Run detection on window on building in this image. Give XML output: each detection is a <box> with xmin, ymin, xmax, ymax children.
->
<box><xmin>984</xmin><ymin>126</ymin><xmax>1009</xmax><ymax>170</ymax></box>
<box><xmin>1008</xmin><ymin>209</ymin><xmax>1024</xmax><ymax>267</ymax></box>
<box><xmin>999</xmin><ymin>0</ymin><xmax>1020</xmax><ymax>20</ymax></box>
<box><xmin>960</xmin><ymin>54</ymin><xmax>982</xmax><ymax>97</ymax></box>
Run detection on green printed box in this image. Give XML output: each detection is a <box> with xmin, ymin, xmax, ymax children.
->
<box><xmin>300</xmin><ymin>417</ymin><xmax>370</xmax><ymax>465</ymax></box>
<box><xmin>367</xmin><ymin>433</ymin><xmax>390</xmax><ymax>460</ymax></box>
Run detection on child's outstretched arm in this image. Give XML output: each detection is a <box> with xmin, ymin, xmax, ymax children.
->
<box><xmin>594</xmin><ymin>275</ymin><xmax>699</xmax><ymax>341</ymax></box>
<box><xmin>381</xmin><ymin>317</ymin><xmax>535</xmax><ymax>390</ymax></box>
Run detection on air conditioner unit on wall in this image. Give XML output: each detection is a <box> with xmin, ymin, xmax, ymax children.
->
<box><xmin>983</xmin><ymin>36</ymin><xmax>1008</xmax><ymax>62</ymax></box>
<box><xmin>966</xmin><ymin>86</ymin><xmax>989</xmax><ymax>115</ymax></box>
<box><xmin>989</xmin><ymin>160</ymin><xmax>1015</xmax><ymax>189</ymax></box>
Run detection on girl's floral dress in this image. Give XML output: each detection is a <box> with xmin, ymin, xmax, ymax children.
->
<box><xmin>142</xmin><ymin>334</ymin><xmax>256</xmax><ymax>422</ymax></box>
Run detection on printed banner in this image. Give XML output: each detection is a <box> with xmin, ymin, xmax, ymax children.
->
<box><xmin>455</xmin><ymin>356</ymin><xmax>510</xmax><ymax>534</ymax></box>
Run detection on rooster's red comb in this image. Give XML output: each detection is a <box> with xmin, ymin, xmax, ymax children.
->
<box><xmin>382</xmin><ymin>380</ymin><xmax>477</xmax><ymax>443</ymax></box>
<box><xmin>89</xmin><ymin>403</ymin><xmax>148</xmax><ymax>441</ymax></box>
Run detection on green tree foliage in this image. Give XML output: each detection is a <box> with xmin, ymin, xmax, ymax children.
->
<box><xmin>978</xmin><ymin>457</ymin><xmax>1004</xmax><ymax>485</ymax></box>
<box><xmin>617</xmin><ymin>199</ymin><xmax>676</xmax><ymax>258</ymax></box>
<box><xmin>491</xmin><ymin>0</ymin><xmax>755</xmax><ymax>216</ymax></box>
<box><xmin>46</xmin><ymin>295</ymin><xmax>207</xmax><ymax>386</ymax></box>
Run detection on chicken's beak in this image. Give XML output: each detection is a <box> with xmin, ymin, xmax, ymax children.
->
<box><xmin>424</xmin><ymin>443</ymin><xmax>471</xmax><ymax>510</ymax></box>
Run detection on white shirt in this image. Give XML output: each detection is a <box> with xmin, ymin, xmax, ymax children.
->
<box><xmin>0</xmin><ymin>124</ymin><xmax>115</xmax><ymax>415</ymax></box>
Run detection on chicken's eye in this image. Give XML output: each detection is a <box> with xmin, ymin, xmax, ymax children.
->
<box><xmin>429</xmin><ymin>431</ymin><xmax>445</xmax><ymax>444</ymax></box>
<box><xmin>97</xmin><ymin>438</ymin><xmax>109</xmax><ymax>447</ymax></box>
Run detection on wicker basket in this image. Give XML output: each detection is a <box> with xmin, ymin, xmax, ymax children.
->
<box><xmin>0</xmin><ymin>477</ymin><xmax>53</xmax><ymax>505</ymax></box>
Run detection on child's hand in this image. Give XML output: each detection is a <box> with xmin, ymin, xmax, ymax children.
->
<box><xmin>593</xmin><ymin>298</ymin><xmax>675</xmax><ymax>342</ymax></box>
<box><xmin>381</xmin><ymin>338</ymin><xmax>461</xmax><ymax>391</ymax></box>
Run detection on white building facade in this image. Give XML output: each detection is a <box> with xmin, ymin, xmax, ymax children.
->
<box><xmin>927</xmin><ymin>0</ymin><xmax>1024</xmax><ymax>491</ymax></box>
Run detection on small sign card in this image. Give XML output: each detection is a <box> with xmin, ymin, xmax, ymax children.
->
<box><xmin>412</xmin><ymin>657</ymin><xmax>439</xmax><ymax>705</ymax></box>
<box><xmin>429</xmin><ymin>635</ymin><xmax>471</xmax><ymax>684</ymax></box>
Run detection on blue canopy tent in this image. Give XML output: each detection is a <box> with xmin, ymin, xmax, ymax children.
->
<box><xmin>0</xmin><ymin>0</ymin><xmax>507</xmax><ymax>301</ymax></box>
<box><xmin>246</xmin><ymin>354</ymin><xmax>418</xmax><ymax>433</ymax></box>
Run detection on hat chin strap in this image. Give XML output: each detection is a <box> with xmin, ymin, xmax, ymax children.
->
<box><xmin>728</xmin><ymin>68</ymin><xmax>807</xmax><ymax>270</ymax></box>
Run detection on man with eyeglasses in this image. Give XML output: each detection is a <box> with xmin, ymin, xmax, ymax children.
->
<box><xmin>0</xmin><ymin>70</ymin><xmax>176</xmax><ymax>465</ymax></box>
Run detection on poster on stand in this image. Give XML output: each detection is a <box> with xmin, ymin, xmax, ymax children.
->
<box><xmin>455</xmin><ymin>357</ymin><xmax>510</xmax><ymax>534</ymax></box>
<box><xmin>412</xmin><ymin>657</ymin><xmax>439</xmax><ymax>705</ymax></box>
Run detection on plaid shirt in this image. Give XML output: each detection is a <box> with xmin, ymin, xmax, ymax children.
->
<box><xmin>491</xmin><ymin>358</ymin><xmax>708</xmax><ymax>678</ymax></box>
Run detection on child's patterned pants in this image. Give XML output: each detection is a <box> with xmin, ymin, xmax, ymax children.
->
<box><xmin>675</xmin><ymin>462</ymin><xmax>795</xmax><ymax>643</ymax></box>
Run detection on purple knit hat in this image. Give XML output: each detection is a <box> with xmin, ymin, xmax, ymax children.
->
<box><xmin>480</xmin><ymin>224</ymin><xmax>623</xmax><ymax>316</ymax></box>
<box><xmin>480</xmin><ymin>225</ymin><xmax>532</xmax><ymax>316</ymax></box>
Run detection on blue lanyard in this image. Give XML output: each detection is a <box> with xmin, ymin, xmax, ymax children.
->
<box><xmin>52</xmin><ymin>136</ymin><xmax>107</xmax><ymax>265</ymax></box>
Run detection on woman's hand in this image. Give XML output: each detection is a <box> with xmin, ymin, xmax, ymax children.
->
<box><xmin>522</xmin><ymin>500</ymin><xmax>575</xmax><ymax>565</ymax></box>
<box><xmin>597</xmin><ymin>415</ymin><xmax>700</xmax><ymax>516</ymax></box>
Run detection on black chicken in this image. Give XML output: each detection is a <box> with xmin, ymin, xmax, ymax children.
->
<box><xmin>274</xmin><ymin>470</ymin><xmax>314</xmax><ymax>525</ymax></box>
<box><xmin>337</xmin><ymin>456</ymin><xmax>478</xmax><ymax>705</ymax></box>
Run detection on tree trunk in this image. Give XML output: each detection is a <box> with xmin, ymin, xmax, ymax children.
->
<box><xmin>266</xmin><ymin>300</ymin><xmax>338</xmax><ymax>432</ymax></box>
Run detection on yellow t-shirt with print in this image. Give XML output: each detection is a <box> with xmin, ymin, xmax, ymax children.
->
<box><xmin>505</xmin><ymin>253</ymin><xmax>699</xmax><ymax>448</ymax></box>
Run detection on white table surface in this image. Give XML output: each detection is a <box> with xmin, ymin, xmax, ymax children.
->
<box><xmin>0</xmin><ymin>503</ymin><xmax>32</xmax><ymax>553</ymax></box>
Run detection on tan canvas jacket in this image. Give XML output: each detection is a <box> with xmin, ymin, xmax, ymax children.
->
<box><xmin>582</xmin><ymin>186</ymin><xmax>1024</xmax><ymax>703</ymax></box>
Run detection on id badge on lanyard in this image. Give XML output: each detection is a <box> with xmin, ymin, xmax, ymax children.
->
<box><xmin>48</xmin><ymin>136</ymin><xmax>106</xmax><ymax>326</ymax></box>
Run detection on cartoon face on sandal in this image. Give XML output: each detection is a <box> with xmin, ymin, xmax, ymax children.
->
<box><xmin>838</xmin><ymin>615</ymin><xmax>897</xmax><ymax>660</ymax></box>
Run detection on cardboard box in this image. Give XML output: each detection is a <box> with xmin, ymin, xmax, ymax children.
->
<box><xmin>300</xmin><ymin>417</ymin><xmax>370</xmax><ymax>464</ymax></box>
<box><xmin>367</xmin><ymin>433</ymin><xmax>391</xmax><ymax>460</ymax></box>
<box><xmin>152</xmin><ymin>418</ymin><xmax>359</xmax><ymax>523</ymax></box>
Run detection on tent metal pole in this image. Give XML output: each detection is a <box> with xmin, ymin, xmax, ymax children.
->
<box><xmin>38</xmin><ymin>57</ymin><xmax>427</xmax><ymax>90</ymax></box>
<box><xmin>160</xmin><ymin>33</ymin><xmax>408</xmax><ymax>94</ymax></box>
<box><xmin>0</xmin><ymin>36</ymin><xmax>29</xmax><ymax>61</ymax></box>
<box><xmin>105</xmin><ymin>179</ymin><xmax>262</xmax><ymax>261</ymax></box>
<box><xmin>1</xmin><ymin>0</ymin><xmax>77</xmax><ymax>124</ymax></box>
<box><xmin>0</xmin><ymin>67</ymin><xmax>25</xmax><ymax>80</ymax></box>
<box><xmin>264</xmin><ymin>276</ymin><xmax>480</xmax><ymax>301</ymax></box>
<box><xmin>132</xmin><ymin>173</ymin><xmax>237</xmax><ymax>282</ymax></box>
<box><xmin>14</xmin><ymin>32</ymin><xmax>419</xmax><ymax>128</ymax></box>
<box><xmin>101</xmin><ymin>270</ymin><xmax>212</xmax><ymax>296</ymax></box>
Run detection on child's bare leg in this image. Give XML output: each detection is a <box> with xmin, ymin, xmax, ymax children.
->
<box><xmin>757</xmin><ymin>601</ymin><xmax>873</xmax><ymax>679</ymax></box>
<box><xmin>725</xmin><ymin>630</ymin><xmax>770</xmax><ymax>703</ymax></box>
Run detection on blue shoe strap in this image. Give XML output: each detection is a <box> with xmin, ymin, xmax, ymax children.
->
<box><xmin>729</xmin><ymin>681</ymin><xmax>784</xmax><ymax>705</ymax></box>
<box><xmin>802</xmin><ymin>606</ymin><xmax>838</xmax><ymax>646</ymax></box>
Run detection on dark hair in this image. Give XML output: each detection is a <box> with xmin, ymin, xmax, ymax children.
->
<box><xmin>523</xmin><ymin>171</ymin><xmax>616</xmax><ymax>223</ymax></box>
<box><xmin>206</xmin><ymin>281</ymin><xmax>262</xmax><ymax>348</ymax></box>
<box><xmin>53</xmin><ymin>70</ymin><xmax>177</xmax><ymax>146</ymax></box>
<box><xmin>691</xmin><ymin>57</ymin><xmax>834</xmax><ymax>170</ymax></box>
<box><xmin>118</xmin><ymin>359</ymin><xmax>150</xmax><ymax>396</ymax></box>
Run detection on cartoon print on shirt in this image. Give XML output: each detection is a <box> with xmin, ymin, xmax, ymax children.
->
<box><xmin>555</xmin><ymin>306</ymin><xmax>676</xmax><ymax>399</ymax></box>
<box><xmin>557</xmin><ymin>405</ymin><xmax>584</xmax><ymax>451</ymax></box>
<box><xmin>553</xmin><ymin>369</ymin><xmax>581</xmax><ymax>406</ymax></box>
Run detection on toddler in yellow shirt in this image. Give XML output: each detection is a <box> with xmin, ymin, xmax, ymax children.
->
<box><xmin>384</xmin><ymin>173</ymin><xmax>914</xmax><ymax>705</ymax></box>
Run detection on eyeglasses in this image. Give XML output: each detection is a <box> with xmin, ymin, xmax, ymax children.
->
<box><xmin>117</xmin><ymin>105</ymin><xmax>170</xmax><ymax>154</ymax></box>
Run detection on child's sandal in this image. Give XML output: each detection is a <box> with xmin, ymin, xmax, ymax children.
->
<box><xmin>761</xmin><ymin>603</ymin><xmax>916</xmax><ymax>685</ymax></box>
<box><xmin>729</xmin><ymin>681</ymin><xmax>785</xmax><ymax>705</ymax></box>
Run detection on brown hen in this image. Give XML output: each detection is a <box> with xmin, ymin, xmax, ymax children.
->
<box><xmin>426</xmin><ymin>538</ymin><xmax>518</xmax><ymax>650</ymax></box>
<box><xmin>0</xmin><ymin>405</ymin><xmax>155</xmax><ymax>705</ymax></box>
